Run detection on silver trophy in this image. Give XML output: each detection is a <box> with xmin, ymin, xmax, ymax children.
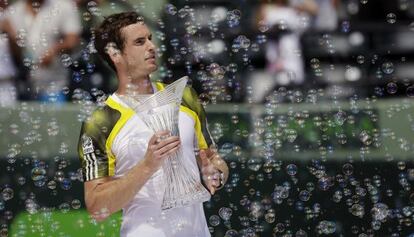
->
<box><xmin>120</xmin><ymin>76</ymin><xmax>211</xmax><ymax>210</ymax></box>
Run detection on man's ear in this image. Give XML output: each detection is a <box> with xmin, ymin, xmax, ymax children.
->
<box><xmin>105</xmin><ymin>42</ymin><xmax>122</xmax><ymax>64</ymax></box>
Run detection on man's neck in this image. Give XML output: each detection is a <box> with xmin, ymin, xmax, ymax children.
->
<box><xmin>116</xmin><ymin>75</ymin><xmax>154</xmax><ymax>95</ymax></box>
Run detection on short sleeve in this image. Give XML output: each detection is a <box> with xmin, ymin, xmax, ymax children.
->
<box><xmin>182</xmin><ymin>86</ymin><xmax>215</xmax><ymax>149</ymax></box>
<box><xmin>78</xmin><ymin>119</ymin><xmax>110</xmax><ymax>182</ymax></box>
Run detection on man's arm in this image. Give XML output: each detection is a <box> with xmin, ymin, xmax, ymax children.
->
<box><xmin>84</xmin><ymin>131</ymin><xmax>180</xmax><ymax>221</ymax></box>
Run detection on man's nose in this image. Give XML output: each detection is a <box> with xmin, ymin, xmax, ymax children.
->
<box><xmin>147</xmin><ymin>40</ymin><xmax>156</xmax><ymax>51</ymax></box>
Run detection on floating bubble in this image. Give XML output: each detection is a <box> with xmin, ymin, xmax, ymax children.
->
<box><xmin>318</xmin><ymin>177</ymin><xmax>333</xmax><ymax>191</ymax></box>
<box><xmin>317</xmin><ymin>220</ymin><xmax>336</xmax><ymax>234</ymax></box>
<box><xmin>87</xmin><ymin>1</ymin><xmax>101</xmax><ymax>16</ymax></box>
<box><xmin>286</xmin><ymin>164</ymin><xmax>298</xmax><ymax>176</ymax></box>
<box><xmin>334</xmin><ymin>111</ymin><xmax>347</xmax><ymax>125</ymax></box>
<box><xmin>47</xmin><ymin>180</ymin><xmax>57</xmax><ymax>190</ymax></box>
<box><xmin>299</xmin><ymin>190</ymin><xmax>311</xmax><ymax>202</ymax></box>
<box><xmin>256</xmin><ymin>34</ymin><xmax>267</xmax><ymax>45</ymax></box>
<box><xmin>209</xmin><ymin>215</ymin><xmax>220</xmax><ymax>226</ymax></box>
<box><xmin>25</xmin><ymin>199</ymin><xmax>39</xmax><ymax>214</ymax></box>
<box><xmin>82</xmin><ymin>12</ymin><xmax>91</xmax><ymax>21</ymax></box>
<box><xmin>219</xmin><ymin>207</ymin><xmax>233</xmax><ymax>221</ymax></box>
<box><xmin>258</xmin><ymin>20</ymin><xmax>270</xmax><ymax>33</ymax></box>
<box><xmin>386</xmin><ymin>82</ymin><xmax>398</xmax><ymax>94</ymax></box>
<box><xmin>2</xmin><ymin>187</ymin><xmax>14</xmax><ymax>201</ymax></box>
<box><xmin>227</xmin><ymin>10</ymin><xmax>241</xmax><ymax>28</ymax></box>
<box><xmin>60</xmin><ymin>54</ymin><xmax>72</xmax><ymax>67</ymax></box>
<box><xmin>264</xmin><ymin>211</ymin><xmax>276</xmax><ymax>223</ymax></box>
<box><xmin>350</xmin><ymin>204</ymin><xmax>365</xmax><ymax>217</ymax></box>
<box><xmin>165</xmin><ymin>3</ymin><xmax>177</xmax><ymax>15</ymax></box>
<box><xmin>225</xmin><ymin>229</ymin><xmax>238</xmax><ymax>237</ymax></box>
<box><xmin>285</xmin><ymin>129</ymin><xmax>297</xmax><ymax>142</ymax></box>
<box><xmin>71</xmin><ymin>199</ymin><xmax>81</xmax><ymax>209</ymax></box>
<box><xmin>208</xmin><ymin>63</ymin><xmax>225</xmax><ymax>79</ymax></box>
<box><xmin>247</xmin><ymin>158</ymin><xmax>262</xmax><ymax>171</ymax></box>
<box><xmin>341</xmin><ymin>21</ymin><xmax>350</xmax><ymax>33</ymax></box>
<box><xmin>406</xmin><ymin>86</ymin><xmax>414</xmax><ymax>97</ymax></box>
<box><xmin>249</xmin><ymin>201</ymin><xmax>264</xmax><ymax>219</ymax></box>
<box><xmin>386</xmin><ymin>13</ymin><xmax>397</xmax><ymax>24</ymax></box>
<box><xmin>60</xmin><ymin>178</ymin><xmax>72</xmax><ymax>190</ymax></box>
<box><xmin>371</xmin><ymin>203</ymin><xmax>389</xmax><ymax>221</ymax></box>
<box><xmin>359</xmin><ymin>131</ymin><xmax>372</xmax><ymax>145</ymax></box>
<box><xmin>357</xmin><ymin>55</ymin><xmax>365</xmax><ymax>64</ymax></box>
<box><xmin>342</xmin><ymin>163</ymin><xmax>354</xmax><ymax>175</ymax></box>
<box><xmin>381</xmin><ymin>62</ymin><xmax>394</xmax><ymax>74</ymax></box>
<box><xmin>59</xmin><ymin>202</ymin><xmax>70</xmax><ymax>213</ymax></box>
<box><xmin>31</xmin><ymin>167</ymin><xmax>46</xmax><ymax>181</ymax></box>
<box><xmin>310</xmin><ymin>58</ymin><xmax>320</xmax><ymax>69</ymax></box>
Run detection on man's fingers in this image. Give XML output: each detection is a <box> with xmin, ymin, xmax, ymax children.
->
<box><xmin>209</xmin><ymin>185</ymin><xmax>215</xmax><ymax>195</ymax></box>
<box><xmin>160</xmin><ymin>145</ymin><xmax>180</xmax><ymax>159</ymax></box>
<box><xmin>157</xmin><ymin>140</ymin><xmax>180</xmax><ymax>156</ymax></box>
<box><xmin>155</xmin><ymin>135</ymin><xmax>179</xmax><ymax>148</ymax></box>
<box><xmin>149</xmin><ymin>130</ymin><xmax>171</xmax><ymax>145</ymax></box>
<box><xmin>199</xmin><ymin>150</ymin><xmax>210</xmax><ymax>166</ymax></box>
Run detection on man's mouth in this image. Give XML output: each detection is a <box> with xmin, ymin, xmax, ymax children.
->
<box><xmin>145</xmin><ymin>55</ymin><xmax>155</xmax><ymax>60</ymax></box>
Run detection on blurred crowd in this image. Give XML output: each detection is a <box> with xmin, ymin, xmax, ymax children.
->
<box><xmin>1</xmin><ymin>0</ymin><xmax>411</xmax><ymax>106</ymax></box>
<box><xmin>0</xmin><ymin>0</ymin><xmax>134</xmax><ymax>106</ymax></box>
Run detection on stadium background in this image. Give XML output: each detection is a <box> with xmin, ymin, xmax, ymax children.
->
<box><xmin>1</xmin><ymin>0</ymin><xmax>414</xmax><ymax>236</ymax></box>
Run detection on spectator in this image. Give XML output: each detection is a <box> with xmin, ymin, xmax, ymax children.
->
<box><xmin>259</xmin><ymin>0</ymin><xmax>318</xmax><ymax>84</ymax></box>
<box><xmin>250</xmin><ymin>0</ymin><xmax>317</xmax><ymax>103</ymax></box>
<box><xmin>0</xmin><ymin>0</ymin><xmax>19</xmax><ymax>106</ymax></box>
<box><xmin>6</xmin><ymin>0</ymin><xmax>81</xmax><ymax>102</ymax></box>
<box><xmin>312</xmin><ymin>0</ymin><xmax>340</xmax><ymax>31</ymax></box>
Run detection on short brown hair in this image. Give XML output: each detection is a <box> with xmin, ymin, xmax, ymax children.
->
<box><xmin>94</xmin><ymin>11</ymin><xmax>144</xmax><ymax>72</ymax></box>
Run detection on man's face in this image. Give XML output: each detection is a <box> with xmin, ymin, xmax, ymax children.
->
<box><xmin>120</xmin><ymin>23</ymin><xmax>157</xmax><ymax>78</ymax></box>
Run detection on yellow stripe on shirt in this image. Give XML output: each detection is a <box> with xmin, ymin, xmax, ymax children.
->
<box><xmin>105</xmin><ymin>97</ymin><xmax>135</xmax><ymax>176</ymax></box>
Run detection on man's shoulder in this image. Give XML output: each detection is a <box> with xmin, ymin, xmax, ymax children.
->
<box><xmin>83</xmin><ymin>102</ymin><xmax>122</xmax><ymax>130</ymax></box>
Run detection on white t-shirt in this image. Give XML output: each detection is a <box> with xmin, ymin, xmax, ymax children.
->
<box><xmin>79</xmin><ymin>82</ymin><xmax>214</xmax><ymax>237</ymax></box>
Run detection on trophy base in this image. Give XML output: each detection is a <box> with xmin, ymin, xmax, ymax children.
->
<box><xmin>161</xmin><ymin>184</ymin><xmax>211</xmax><ymax>211</ymax></box>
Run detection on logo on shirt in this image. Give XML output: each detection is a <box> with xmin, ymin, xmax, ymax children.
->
<box><xmin>82</xmin><ymin>135</ymin><xmax>94</xmax><ymax>154</ymax></box>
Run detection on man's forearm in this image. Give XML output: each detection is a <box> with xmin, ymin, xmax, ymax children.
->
<box><xmin>85</xmin><ymin>161</ymin><xmax>155</xmax><ymax>220</ymax></box>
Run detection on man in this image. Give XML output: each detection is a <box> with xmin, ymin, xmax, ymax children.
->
<box><xmin>78</xmin><ymin>12</ymin><xmax>228</xmax><ymax>237</ymax></box>
<box><xmin>6</xmin><ymin>0</ymin><xmax>80</xmax><ymax>101</ymax></box>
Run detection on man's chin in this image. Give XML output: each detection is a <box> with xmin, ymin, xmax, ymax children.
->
<box><xmin>149</xmin><ymin>65</ymin><xmax>158</xmax><ymax>73</ymax></box>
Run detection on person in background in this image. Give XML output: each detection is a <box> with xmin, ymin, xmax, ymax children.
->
<box><xmin>248</xmin><ymin>0</ymin><xmax>317</xmax><ymax>103</ymax></box>
<box><xmin>0</xmin><ymin>0</ymin><xmax>20</xmax><ymax>106</ymax></box>
<box><xmin>312</xmin><ymin>0</ymin><xmax>340</xmax><ymax>31</ymax></box>
<box><xmin>6</xmin><ymin>0</ymin><xmax>81</xmax><ymax>102</ymax></box>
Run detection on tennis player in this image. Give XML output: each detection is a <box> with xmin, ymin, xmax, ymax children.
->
<box><xmin>78</xmin><ymin>11</ymin><xmax>228</xmax><ymax>237</ymax></box>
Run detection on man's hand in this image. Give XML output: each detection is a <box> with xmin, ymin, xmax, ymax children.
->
<box><xmin>199</xmin><ymin>149</ymin><xmax>224</xmax><ymax>195</ymax></box>
<box><xmin>142</xmin><ymin>130</ymin><xmax>180</xmax><ymax>172</ymax></box>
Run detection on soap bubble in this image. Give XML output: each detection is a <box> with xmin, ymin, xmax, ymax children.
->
<box><xmin>386</xmin><ymin>13</ymin><xmax>397</xmax><ymax>24</ymax></box>
<box><xmin>371</xmin><ymin>203</ymin><xmax>389</xmax><ymax>221</ymax></box>
<box><xmin>209</xmin><ymin>215</ymin><xmax>220</xmax><ymax>226</ymax></box>
<box><xmin>218</xmin><ymin>207</ymin><xmax>233</xmax><ymax>221</ymax></box>
<box><xmin>381</xmin><ymin>62</ymin><xmax>394</xmax><ymax>74</ymax></box>
<box><xmin>2</xmin><ymin>187</ymin><xmax>14</xmax><ymax>201</ymax></box>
